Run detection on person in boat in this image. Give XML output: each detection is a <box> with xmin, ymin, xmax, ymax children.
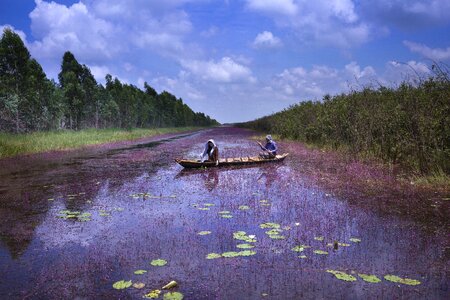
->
<box><xmin>200</xmin><ymin>139</ymin><xmax>219</xmax><ymax>165</ymax></box>
<box><xmin>257</xmin><ymin>135</ymin><xmax>277</xmax><ymax>159</ymax></box>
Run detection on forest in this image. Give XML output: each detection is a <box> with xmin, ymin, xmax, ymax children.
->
<box><xmin>240</xmin><ymin>68</ymin><xmax>450</xmax><ymax>174</ymax></box>
<box><xmin>0</xmin><ymin>28</ymin><xmax>218</xmax><ymax>133</ymax></box>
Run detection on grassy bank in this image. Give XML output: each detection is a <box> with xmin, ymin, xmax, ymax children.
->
<box><xmin>0</xmin><ymin>127</ymin><xmax>200</xmax><ymax>158</ymax></box>
<box><xmin>240</xmin><ymin>74</ymin><xmax>450</xmax><ymax>175</ymax></box>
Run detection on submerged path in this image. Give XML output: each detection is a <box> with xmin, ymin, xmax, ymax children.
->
<box><xmin>0</xmin><ymin>127</ymin><xmax>448</xmax><ymax>299</ymax></box>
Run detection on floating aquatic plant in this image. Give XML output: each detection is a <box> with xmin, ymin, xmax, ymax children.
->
<box><xmin>112</xmin><ymin>280</ymin><xmax>132</xmax><ymax>289</ymax></box>
<box><xmin>134</xmin><ymin>270</ymin><xmax>147</xmax><ymax>275</ymax></box>
<box><xmin>384</xmin><ymin>275</ymin><xmax>421</xmax><ymax>285</ymax></box>
<box><xmin>233</xmin><ymin>231</ymin><xmax>256</xmax><ymax>243</ymax></box>
<box><xmin>204</xmin><ymin>203</ymin><xmax>215</xmax><ymax>207</ymax></box>
<box><xmin>314</xmin><ymin>236</ymin><xmax>324</xmax><ymax>241</ymax></box>
<box><xmin>298</xmin><ymin>255</ymin><xmax>307</xmax><ymax>259</ymax></box>
<box><xmin>218</xmin><ymin>211</ymin><xmax>231</xmax><ymax>214</ymax></box>
<box><xmin>291</xmin><ymin>245</ymin><xmax>310</xmax><ymax>252</ymax></box>
<box><xmin>133</xmin><ymin>282</ymin><xmax>145</xmax><ymax>289</ymax></box>
<box><xmin>358</xmin><ymin>274</ymin><xmax>381</xmax><ymax>283</ymax></box>
<box><xmin>206</xmin><ymin>253</ymin><xmax>222</xmax><ymax>259</ymax></box>
<box><xmin>150</xmin><ymin>259</ymin><xmax>167</xmax><ymax>266</ymax></box>
<box><xmin>197</xmin><ymin>207</ymin><xmax>210</xmax><ymax>211</ymax></box>
<box><xmin>238</xmin><ymin>250</ymin><xmax>257</xmax><ymax>256</ymax></box>
<box><xmin>198</xmin><ymin>231</ymin><xmax>212</xmax><ymax>235</ymax></box>
<box><xmin>163</xmin><ymin>292</ymin><xmax>184</xmax><ymax>300</ymax></box>
<box><xmin>313</xmin><ymin>250</ymin><xmax>328</xmax><ymax>255</ymax></box>
<box><xmin>259</xmin><ymin>223</ymin><xmax>280</xmax><ymax>229</ymax></box>
<box><xmin>238</xmin><ymin>205</ymin><xmax>250</xmax><ymax>210</ymax></box>
<box><xmin>350</xmin><ymin>238</ymin><xmax>361</xmax><ymax>243</ymax></box>
<box><xmin>326</xmin><ymin>270</ymin><xmax>357</xmax><ymax>282</ymax></box>
<box><xmin>222</xmin><ymin>251</ymin><xmax>240</xmax><ymax>258</ymax></box>
<box><xmin>221</xmin><ymin>214</ymin><xmax>233</xmax><ymax>218</ymax></box>
<box><xmin>144</xmin><ymin>290</ymin><xmax>161</xmax><ymax>299</ymax></box>
<box><xmin>236</xmin><ymin>243</ymin><xmax>255</xmax><ymax>249</ymax></box>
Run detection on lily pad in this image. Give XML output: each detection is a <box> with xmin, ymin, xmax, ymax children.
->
<box><xmin>314</xmin><ymin>236</ymin><xmax>324</xmax><ymax>241</ymax></box>
<box><xmin>233</xmin><ymin>231</ymin><xmax>256</xmax><ymax>243</ymax></box>
<box><xmin>291</xmin><ymin>245</ymin><xmax>310</xmax><ymax>252</ymax></box>
<box><xmin>384</xmin><ymin>275</ymin><xmax>421</xmax><ymax>285</ymax></box>
<box><xmin>221</xmin><ymin>214</ymin><xmax>233</xmax><ymax>218</ymax></box>
<box><xmin>222</xmin><ymin>251</ymin><xmax>241</xmax><ymax>258</ymax></box>
<box><xmin>150</xmin><ymin>259</ymin><xmax>167</xmax><ymax>266</ymax></box>
<box><xmin>133</xmin><ymin>282</ymin><xmax>145</xmax><ymax>289</ymax></box>
<box><xmin>267</xmin><ymin>234</ymin><xmax>285</xmax><ymax>240</ymax></box>
<box><xmin>358</xmin><ymin>274</ymin><xmax>381</xmax><ymax>283</ymax></box>
<box><xmin>144</xmin><ymin>289</ymin><xmax>161</xmax><ymax>299</ymax></box>
<box><xmin>236</xmin><ymin>243</ymin><xmax>255</xmax><ymax>249</ymax></box>
<box><xmin>238</xmin><ymin>205</ymin><xmax>250</xmax><ymax>210</ymax></box>
<box><xmin>298</xmin><ymin>255</ymin><xmax>307</xmax><ymax>259</ymax></box>
<box><xmin>349</xmin><ymin>238</ymin><xmax>361</xmax><ymax>243</ymax></box>
<box><xmin>112</xmin><ymin>280</ymin><xmax>132</xmax><ymax>289</ymax></box>
<box><xmin>134</xmin><ymin>270</ymin><xmax>147</xmax><ymax>275</ymax></box>
<box><xmin>259</xmin><ymin>223</ymin><xmax>280</xmax><ymax>229</ymax></box>
<box><xmin>265</xmin><ymin>229</ymin><xmax>283</xmax><ymax>235</ymax></box>
<box><xmin>198</xmin><ymin>231</ymin><xmax>212</xmax><ymax>235</ymax></box>
<box><xmin>206</xmin><ymin>253</ymin><xmax>222</xmax><ymax>259</ymax></box>
<box><xmin>218</xmin><ymin>211</ymin><xmax>231</xmax><ymax>214</ymax></box>
<box><xmin>313</xmin><ymin>250</ymin><xmax>328</xmax><ymax>255</ymax></box>
<box><xmin>259</xmin><ymin>200</ymin><xmax>269</xmax><ymax>203</ymax></box>
<box><xmin>204</xmin><ymin>203</ymin><xmax>215</xmax><ymax>207</ymax></box>
<box><xmin>197</xmin><ymin>207</ymin><xmax>210</xmax><ymax>211</ymax></box>
<box><xmin>326</xmin><ymin>270</ymin><xmax>357</xmax><ymax>282</ymax></box>
<box><xmin>238</xmin><ymin>250</ymin><xmax>257</xmax><ymax>256</ymax></box>
<box><xmin>163</xmin><ymin>292</ymin><xmax>184</xmax><ymax>300</ymax></box>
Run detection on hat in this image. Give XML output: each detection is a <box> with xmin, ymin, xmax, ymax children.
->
<box><xmin>265</xmin><ymin>135</ymin><xmax>272</xmax><ymax>141</ymax></box>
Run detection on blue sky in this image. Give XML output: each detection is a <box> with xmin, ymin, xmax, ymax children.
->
<box><xmin>1</xmin><ymin>0</ymin><xmax>449</xmax><ymax>123</ymax></box>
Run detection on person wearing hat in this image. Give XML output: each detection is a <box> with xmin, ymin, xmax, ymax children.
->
<box><xmin>257</xmin><ymin>135</ymin><xmax>278</xmax><ymax>159</ymax></box>
<box><xmin>200</xmin><ymin>139</ymin><xmax>219</xmax><ymax>165</ymax></box>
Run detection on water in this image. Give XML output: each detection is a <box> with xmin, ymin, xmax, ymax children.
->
<box><xmin>0</xmin><ymin>127</ymin><xmax>448</xmax><ymax>299</ymax></box>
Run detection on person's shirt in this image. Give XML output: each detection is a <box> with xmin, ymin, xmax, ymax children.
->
<box><xmin>265</xmin><ymin>140</ymin><xmax>277</xmax><ymax>154</ymax></box>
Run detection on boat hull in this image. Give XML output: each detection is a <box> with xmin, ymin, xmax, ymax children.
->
<box><xmin>175</xmin><ymin>153</ymin><xmax>289</xmax><ymax>169</ymax></box>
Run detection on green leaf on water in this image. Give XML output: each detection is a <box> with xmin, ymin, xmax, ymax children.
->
<box><xmin>268</xmin><ymin>234</ymin><xmax>285</xmax><ymax>240</ymax></box>
<box><xmin>218</xmin><ymin>211</ymin><xmax>231</xmax><ymax>214</ymax></box>
<box><xmin>204</xmin><ymin>203</ymin><xmax>215</xmax><ymax>207</ymax></box>
<box><xmin>350</xmin><ymin>238</ymin><xmax>361</xmax><ymax>243</ymax></box>
<box><xmin>133</xmin><ymin>282</ymin><xmax>145</xmax><ymax>289</ymax></box>
<box><xmin>112</xmin><ymin>280</ymin><xmax>132</xmax><ymax>289</ymax></box>
<box><xmin>358</xmin><ymin>273</ymin><xmax>381</xmax><ymax>283</ymax></box>
<box><xmin>233</xmin><ymin>231</ymin><xmax>256</xmax><ymax>243</ymax></box>
<box><xmin>259</xmin><ymin>200</ymin><xmax>269</xmax><ymax>203</ymax></box>
<box><xmin>236</xmin><ymin>243</ymin><xmax>255</xmax><ymax>249</ymax></box>
<box><xmin>197</xmin><ymin>207</ymin><xmax>210</xmax><ymax>211</ymax></box>
<box><xmin>163</xmin><ymin>292</ymin><xmax>184</xmax><ymax>300</ymax></box>
<box><xmin>238</xmin><ymin>205</ymin><xmax>250</xmax><ymax>210</ymax></box>
<box><xmin>99</xmin><ymin>212</ymin><xmax>110</xmax><ymax>217</ymax></box>
<box><xmin>384</xmin><ymin>275</ymin><xmax>421</xmax><ymax>285</ymax></box>
<box><xmin>298</xmin><ymin>255</ymin><xmax>307</xmax><ymax>259</ymax></box>
<box><xmin>222</xmin><ymin>251</ymin><xmax>241</xmax><ymax>258</ymax></box>
<box><xmin>238</xmin><ymin>250</ymin><xmax>257</xmax><ymax>256</ymax></box>
<box><xmin>265</xmin><ymin>229</ymin><xmax>283</xmax><ymax>235</ymax></box>
<box><xmin>326</xmin><ymin>270</ymin><xmax>357</xmax><ymax>282</ymax></box>
<box><xmin>144</xmin><ymin>289</ymin><xmax>161</xmax><ymax>299</ymax></box>
<box><xmin>198</xmin><ymin>231</ymin><xmax>212</xmax><ymax>235</ymax></box>
<box><xmin>313</xmin><ymin>250</ymin><xmax>328</xmax><ymax>255</ymax></box>
<box><xmin>221</xmin><ymin>214</ymin><xmax>233</xmax><ymax>218</ymax></box>
<box><xmin>150</xmin><ymin>259</ymin><xmax>167</xmax><ymax>266</ymax></box>
<box><xmin>206</xmin><ymin>253</ymin><xmax>222</xmax><ymax>259</ymax></box>
<box><xmin>291</xmin><ymin>245</ymin><xmax>309</xmax><ymax>252</ymax></box>
<box><xmin>261</xmin><ymin>203</ymin><xmax>271</xmax><ymax>207</ymax></box>
<box><xmin>134</xmin><ymin>270</ymin><xmax>147</xmax><ymax>275</ymax></box>
<box><xmin>259</xmin><ymin>223</ymin><xmax>280</xmax><ymax>229</ymax></box>
<box><xmin>314</xmin><ymin>236</ymin><xmax>324</xmax><ymax>241</ymax></box>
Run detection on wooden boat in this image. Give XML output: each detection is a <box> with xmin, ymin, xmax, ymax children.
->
<box><xmin>175</xmin><ymin>153</ymin><xmax>289</xmax><ymax>169</ymax></box>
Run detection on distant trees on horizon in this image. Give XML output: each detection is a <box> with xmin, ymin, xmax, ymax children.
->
<box><xmin>0</xmin><ymin>28</ymin><xmax>218</xmax><ymax>133</ymax></box>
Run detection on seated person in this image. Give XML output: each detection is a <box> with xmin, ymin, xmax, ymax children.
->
<box><xmin>200</xmin><ymin>139</ymin><xmax>219</xmax><ymax>165</ymax></box>
<box><xmin>257</xmin><ymin>135</ymin><xmax>277</xmax><ymax>159</ymax></box>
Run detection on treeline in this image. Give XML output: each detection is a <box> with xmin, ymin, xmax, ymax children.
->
<box><xmin>0</xmin><ymin>28</ymin><xmax>218</xmax><ymax>133</ymax></box>
<box><xmin>240</xmin><ymin>69</ymin><xmax>450</xmax><ymax>174</ymax></box>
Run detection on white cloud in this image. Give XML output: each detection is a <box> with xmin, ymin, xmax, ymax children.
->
<box><xmin>246</xmin><ymin>0</ymin><xmax>369</xmax><ymax>48</ymax></box>
<box><xmin>246</xmin><ymin>0</ymin><xmax>298</xmax><ymax>16</ymax></box>
<box><xmin>181</xmin><ymin>57</ymin><xmax>255</xmax><ymax>83</ymax></box>
<box><xmin>404</xmin><ymin>41</ymin><xmax>450</xmax><ymax>61</ymax></box>
<box><xmin>90</xmin><ymin>65</ymin><xmax>111</xmax><ymax>82</ymax></box>
<box><xmin>253</xmin><ymin>31</ymin><xmax>283</xmax><ymax>49</ymax></box>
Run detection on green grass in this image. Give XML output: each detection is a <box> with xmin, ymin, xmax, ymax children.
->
<box><xmin>0</xmin><ymin>127</ymin><xmax>199</xmax><ymax>158</ymax></box>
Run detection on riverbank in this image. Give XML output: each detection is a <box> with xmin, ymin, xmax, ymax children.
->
<box><xmin>0</xmin><ymin>127</ymin><xmax>203</xmax><ymax>159</ymax></box>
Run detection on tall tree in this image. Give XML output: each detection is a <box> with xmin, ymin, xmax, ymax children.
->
<box><xmin>0</xmin><ymin>28</ymin><xmax>31</xmax><ymax>132</ymax></box>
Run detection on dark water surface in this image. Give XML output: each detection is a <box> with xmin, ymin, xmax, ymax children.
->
<box><xmin>0</xmin><ymin>127</ymin><xmax>448</xmax><ymax>299</ymax></box>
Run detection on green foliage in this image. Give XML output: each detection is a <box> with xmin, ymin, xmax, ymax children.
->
<box><xmin>240</xmin><ymin>71</ymin><xmax>450</xmax><ymax>174</ymax></box>
<box><xmin>0</xmin><ymin>29</ymin><xmax>218</xmax><ymax>134</ymax></box>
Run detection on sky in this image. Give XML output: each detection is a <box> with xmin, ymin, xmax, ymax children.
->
<box><xmin>1</xmin><ymin>0</ymin><xmax>449</xmax><ymax>123</ymax></box>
